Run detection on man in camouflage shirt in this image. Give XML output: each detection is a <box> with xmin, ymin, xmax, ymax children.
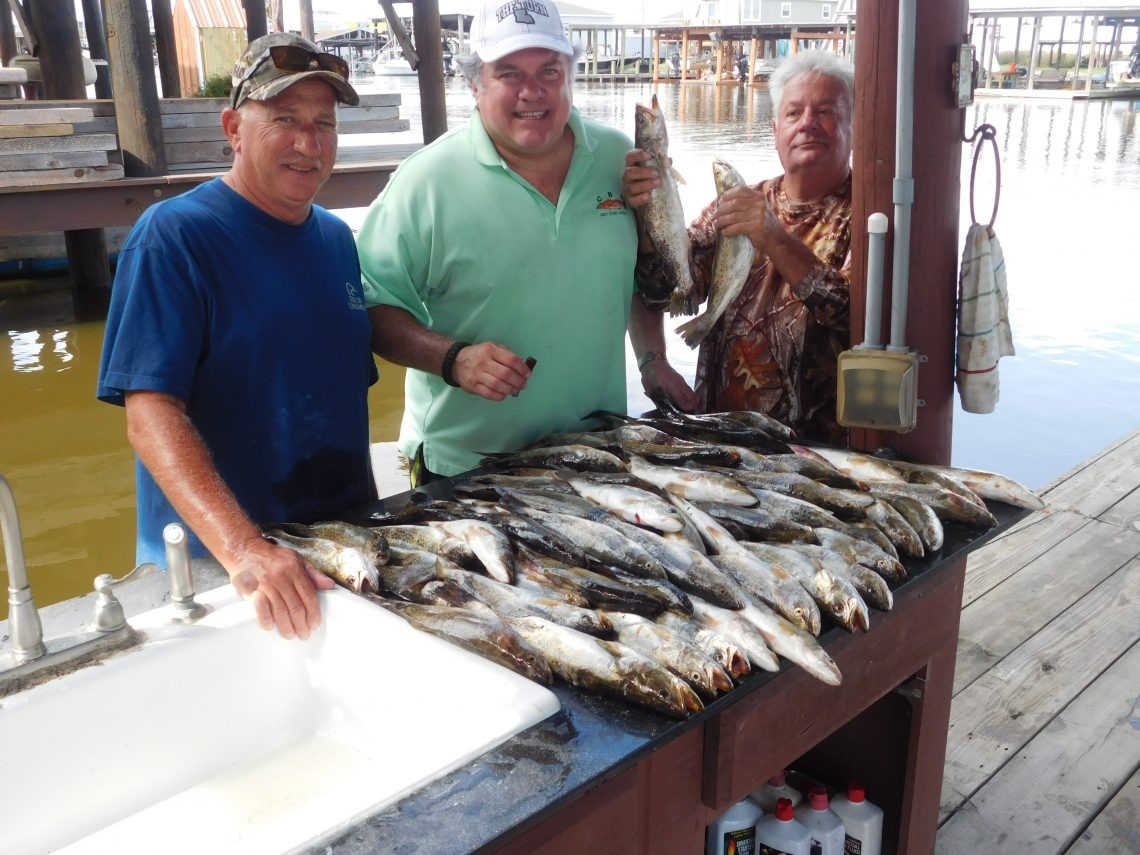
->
<box><xmin>625</xmin><ymin>50</ymin><xmax>853</xmax><ymax>444</ymax></box>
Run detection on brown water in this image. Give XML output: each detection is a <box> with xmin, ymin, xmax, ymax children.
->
<box><xmin>0</xmin><ymin>286</ymin><xmax>405</xmax><ymax>620</ymax></box>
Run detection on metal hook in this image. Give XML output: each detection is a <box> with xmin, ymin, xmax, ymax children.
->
<box><xmin>962</xmin><ymin>121</ymin><xmax>1001</xmax><ymax>234</ymax></box>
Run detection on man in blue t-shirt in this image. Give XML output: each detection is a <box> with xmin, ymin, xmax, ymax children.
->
<box><xmin>97</xmin><ymin>34</ymin><xmax>377</xmax><ymax>640</ymax></box>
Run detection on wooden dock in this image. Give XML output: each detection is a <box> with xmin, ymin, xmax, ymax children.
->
<box><xmin>938</xmin><ymin>428</ymin><xmax>1140</xmax><ymax>853</ymax></box>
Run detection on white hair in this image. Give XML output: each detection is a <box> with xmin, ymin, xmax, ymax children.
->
<box><xmin>769</xmin><ymin>50</ymin><xmax>855</xmax><ymax>120</ymax></box>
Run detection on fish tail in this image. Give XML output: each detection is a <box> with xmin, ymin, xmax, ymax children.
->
<box><xmin>675</xmin><ymin>314</ymin><xmax>711</xmax><ymax>348</ymax></box>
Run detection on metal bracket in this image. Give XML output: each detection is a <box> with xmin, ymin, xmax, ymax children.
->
<box><xmin>953</xmin><ymin>43</ymin><xmax>977</xmax><ymax>107</ymax></box>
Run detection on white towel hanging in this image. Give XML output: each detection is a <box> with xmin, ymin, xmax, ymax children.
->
<box><xmin>956</xmin><ymin>223</ymin><xmax>1015</xmax><ymax>414</ymax></box>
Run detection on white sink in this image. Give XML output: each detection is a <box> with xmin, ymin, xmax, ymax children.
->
<box><xmin>0</xmin><ymin>585</ymin><xmax>560</xmax><ymax>855</ymax></box>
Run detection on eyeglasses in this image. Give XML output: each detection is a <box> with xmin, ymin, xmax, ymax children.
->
<box><xmin>237</xmin><ymin>44</ymin><xmax>350</xmax><ymax>89</ymax></box>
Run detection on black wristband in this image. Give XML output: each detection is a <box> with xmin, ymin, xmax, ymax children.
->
<box><xmin>441</xmin><ymin>340</ymin><xmax>470</xmax><ymax>388</ymax></box>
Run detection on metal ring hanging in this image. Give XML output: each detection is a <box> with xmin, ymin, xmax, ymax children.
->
<box><xmin>964</xmin><ymin>123</ymin><xmax>1001</xmax><ymax>234</ymax></box>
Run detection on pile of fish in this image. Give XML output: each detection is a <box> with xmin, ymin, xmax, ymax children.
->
<box><xmin>263</xmin><ymin>408</ymin><xmax>1044</xmax><ymax>719</ymax></box>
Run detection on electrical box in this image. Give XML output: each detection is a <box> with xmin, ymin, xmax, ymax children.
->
<box><xmin>836</xmin><ymin>349</ymin><xmax>919</xmax><ymax>432</ymax></box>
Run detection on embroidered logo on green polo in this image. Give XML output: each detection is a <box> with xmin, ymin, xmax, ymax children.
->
<box><xmin>595</xmin><ymin>191</ymin><xmax>627</xmax><ymax>216</ymax></box>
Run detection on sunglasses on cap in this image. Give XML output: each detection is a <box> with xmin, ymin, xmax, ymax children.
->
<box><xmin>238</xmin><ymin>44</ymin><xmax>351</xmax><ymax>88</ymax></box>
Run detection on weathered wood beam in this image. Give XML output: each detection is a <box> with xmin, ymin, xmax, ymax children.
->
<box><xmin>152</xmin><ymin>0</ymin><xmax>179</xmax><ymax>98</ymax></box>
<box><xmin>79</xmin><ymin>0</ymin><xmax>111</xmax><ymax>98</ymax></box>
<box><xmin>849</xmin><ymin>0</ymin><xmax>968</xmax><ymax>466</ymax></box>
<box><xmin>28</xmin><ymin>0</ymin><xmax>111</xmax><ymax>294</ymax></box>
<box><xmin>103</xmin><ymin>0</ymin><xmax>167</xmax><ymax>176</ymax></box>
<box><xmin>413</xmin><ymin>0</ymin><xmax>446</xmax><ymax>144</ymax></box>
<box><xmin>243</xmin><ymin>0</ymin><xmax>266</xmax><ymax>42</ymax></box>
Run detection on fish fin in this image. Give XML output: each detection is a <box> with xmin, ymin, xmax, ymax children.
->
<box><xmin>668</xmin><ymin>288</ymin><xmax>698</xmax><ymax>317</ymax></box>
<box><xmin>675</xmin><ymin>314</ymin><xmax>711</xmax><ymax>348</ymax></box>
<box><xmin>670</xmin><ymin>165</ymin><xmax>687</xmax><ymax>185</ymax></box>
<box><xmin>584</xmin><ymin>408</ymin><xmax>636</xmax><ymax>426</ymax></box>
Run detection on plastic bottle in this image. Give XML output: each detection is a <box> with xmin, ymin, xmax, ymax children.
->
<box><xmin>794</xmin><ymin>788</ymin><xmax>846</xmax><ymax>855</ymax></box>
<box><xmin>706</xmin><ymin>796</ymin><xmax>764</xmax><ymax>855</ymax></box>
<box><xmin>750</xmin><ymin>770</ymin><xmax>804</xmax><ymax>813</ymax></box>
<box><xmin>828</xmin><ymin>782</ymin><xmax>883</xmax><ymax>855</ymax></box>
<box><xmin>754</xmin><ymin>797</ymin><xmax>811</xmax><ymax>855</ymax></box>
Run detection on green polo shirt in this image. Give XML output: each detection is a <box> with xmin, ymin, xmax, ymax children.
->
<box><xmin>358</xmin><ymin>107</ymin><xmax>637</xmax><ymax>477</ymax></box>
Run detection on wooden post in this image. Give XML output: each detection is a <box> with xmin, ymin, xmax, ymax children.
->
<box><xmin>748</xmin><ymin>36</ymin><xmax>757</xmax><ymax>85</ymax></box>
<box><xmin>379</xmin><ymin>0</ymin><xmax>418</xmax><ymax>70</ymax></box>
<box><xmin>299</xmin><ymin>0</ymin><xmax>315</xmax><ymax>42</ymax></box>
<box><xmin>104</xmin><ymin>0</ymin><xmax>167</xmax><ymax>176</ymax></box>
<box><xmin>79</xmin><ymin>0</ymin><xmax>112</xmax><ymax>98</ymax></box>
<box><xmin>412</xmin><ymin>0</ymin><xmax>446</xmax><ymax>145</ymax></box>
<box><xmin>30</xmin><ymin>0</ymin><xmax>112</xmax><ymax>299</ymax></box>
<box><xmin>1085</xmin><ymin>16</ymin><xmax>1098</xmax><ymax>93</ymax></box>
<box><xmin>849</xmin><ymin>0</ymin><xmax>967</xmax><ymax>466</ymax></box>
<box><xmin>243</xmin><ymin>0</ymin><xmax>267</xmax><ymax>42</ymax></box>
<box><xmin>152</xmin><ymin>0</ymin><xmax>179</xmax><ymax>97</ymax></box>
<box><xmin>1026</xmin><ymin>16</ymin><xmax>1040</xmax><ymax>90</ymax></box>
<box><xmin>1074</xmin><ymin>17</ymin><xmax>1086</xmax><ymax>77</ymax></box>
<box><xmin>0</xmin><ymin>1</ymin><xmax>17</xmax><ymax>66</ymax></box>
<box><xmin>681</xmin><ymin>28</ymin><xmax>689</xmax><ymax>80</ymax></box>
<box><xmin>652</xmin><ymin>32</ymin><xmax>659</xmax><ymax>82</ymax></box>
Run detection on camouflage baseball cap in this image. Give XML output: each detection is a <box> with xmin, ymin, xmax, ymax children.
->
<box><xmin>231</xmin><ymin>33</ymin><xmax>359</xmax><ymax>109</ymax></box>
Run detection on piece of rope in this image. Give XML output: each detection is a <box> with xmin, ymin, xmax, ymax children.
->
<box><xmin>962</xmin><ymin>120</ymin><xmax>1001</xmax><ymax>235</ymax></box>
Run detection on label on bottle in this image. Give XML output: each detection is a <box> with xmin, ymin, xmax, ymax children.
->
<box><xmin>723</xmin><ymin>827</ymin><xmax>757</xmax><ymax>855</ymax></box>
<box><xmin>757</xmin><ymin>846</ymin><xmax>794</xmax><ymax>855</ymax></box>
<box><xmin>810</xmin><ymin>837</ymin><xmax>822</xmax><ymax>855</ymax></box>
<box><xmin>844</xmin><ymin>834</ymin><xmax>863</xmax><ymax>855</ymax></box>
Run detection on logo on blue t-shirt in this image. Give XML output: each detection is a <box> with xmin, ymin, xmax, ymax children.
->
<box><xmin>345</xmin><ymin>281</ymin><xmax>365</xmax><ymax>311</ymax></box>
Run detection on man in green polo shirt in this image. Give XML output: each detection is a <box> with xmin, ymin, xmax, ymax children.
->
<box><xmin>357</xmin><ymin>0</ymin><xmax>673</xmax><ymax>484</ymax></box>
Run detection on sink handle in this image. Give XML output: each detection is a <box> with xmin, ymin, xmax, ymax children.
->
<box><xmin>93</xmin><ymin>563</ymin><xmax>155</xmax><ymax>632</ymax></box>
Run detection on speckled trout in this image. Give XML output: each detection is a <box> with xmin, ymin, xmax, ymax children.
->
<box><xmin>634</xmin><ymin>94</ymin><xmax>696</xmax><ymax>316</ymax></box>
<box><xmin>676</xmin><ymin>159</ymin><xmax>755</xmax><ymax>346</ymax></box>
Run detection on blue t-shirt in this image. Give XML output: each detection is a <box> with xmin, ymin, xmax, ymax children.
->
<box><xmin>97</xmin><ymin>178</ymin><xmax>377</xmax><ymax>566</ymax></box>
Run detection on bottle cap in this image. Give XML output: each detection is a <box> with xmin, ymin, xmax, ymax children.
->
<box><xmin>848</xmin><ymin>782</ymin><xmax>866</xmax><ymax>803</ymax></box>
<box><xmin>809</xmin><ymin>788</ymin><xmax>828</xmax><ymax>810</ymax></box>
<box><xmin>775</xmin><ymin>798</ymin><xmax>794</xmax><ymax>821</ymax></box>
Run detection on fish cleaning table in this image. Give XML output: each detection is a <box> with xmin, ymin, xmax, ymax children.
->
<box><xmin>319</xmin><ymin>496</ymin><xmax>1026</xmax><ymax>854</ymax></box>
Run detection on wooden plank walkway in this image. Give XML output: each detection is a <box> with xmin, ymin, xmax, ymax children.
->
<box><xmin>938</xmin><ymin>428</ymin><xmax>1140</xmax><ymax>854</ymax></box>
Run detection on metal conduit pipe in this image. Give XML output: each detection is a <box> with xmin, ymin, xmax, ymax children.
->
<box><xmin>889</xmin><ymin>0</ymin><xmax>917</xmax><ymax>352</ymax></box>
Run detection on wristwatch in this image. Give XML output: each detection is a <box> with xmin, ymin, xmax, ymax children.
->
<box><xmin>637</xmin><ymin>350</ymin><xmax>665</xmax><ymax>371</ymax></box>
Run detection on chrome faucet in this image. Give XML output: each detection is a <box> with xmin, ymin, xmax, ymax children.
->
<box><xmin>163</xmin><ymin>523</ymin><xmax>208</xmax><ymax>623</ymax></box>
<box><xmin>2</xmin><ymin>474</ymin><xmax>212</xmax><ymax>697</ymax></box>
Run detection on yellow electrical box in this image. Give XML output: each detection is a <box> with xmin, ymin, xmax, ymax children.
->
<box><xmin>836</xmin><ymin>349</ymin><xmax>919</xmax><ymax>432</ymax></box>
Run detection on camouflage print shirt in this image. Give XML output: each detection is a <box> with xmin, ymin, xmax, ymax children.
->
<box><xmin>637</xmin><ymin>173</ymin><xmax>852</xmax><ymax>444</ymax></box>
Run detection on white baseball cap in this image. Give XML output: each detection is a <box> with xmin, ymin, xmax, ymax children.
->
<box><xmin>469</xmin><ymin>0</ymin><xmax>573</xmax><ymax>63</ymax></box>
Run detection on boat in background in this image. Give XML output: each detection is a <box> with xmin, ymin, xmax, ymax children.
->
<box><xmin>372</xmin><ymin>43</ymin><xmax>417</xmax><ymax>76</ymax></box>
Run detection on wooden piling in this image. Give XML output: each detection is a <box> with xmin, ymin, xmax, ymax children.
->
<box><xmin>242</xmin><ymin>0</ymin><xmax>266</xmax><ymax>42</ymax></box>
<box><xmin>104</xmin><ymin>0</ymin><xmax>167</xmax><ymax>176</ymax></box>
<box><xmin>850</xmin><ymin>0</ymin><xmax>968</xmax><ymax>468</ymax></box>
<box><xmin>30</xmin><ymin>0</ymin><xmax>111</xmax><ymax>297</ymax></box>
<box><xmin>412</xmin><ymin>0</ymin><xmax>447</xmax><ymax>145</ymax></box>
<box><xmin>152</xmin><ymin>0</ymin><xmax>179</xmax><ymax>98</ymax></box>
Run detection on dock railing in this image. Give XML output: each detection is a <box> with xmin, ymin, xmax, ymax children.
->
<box><xmin>0</xmin><ymin>94</ymin><xmax>416</xmax><ymax>245</ymax></box>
